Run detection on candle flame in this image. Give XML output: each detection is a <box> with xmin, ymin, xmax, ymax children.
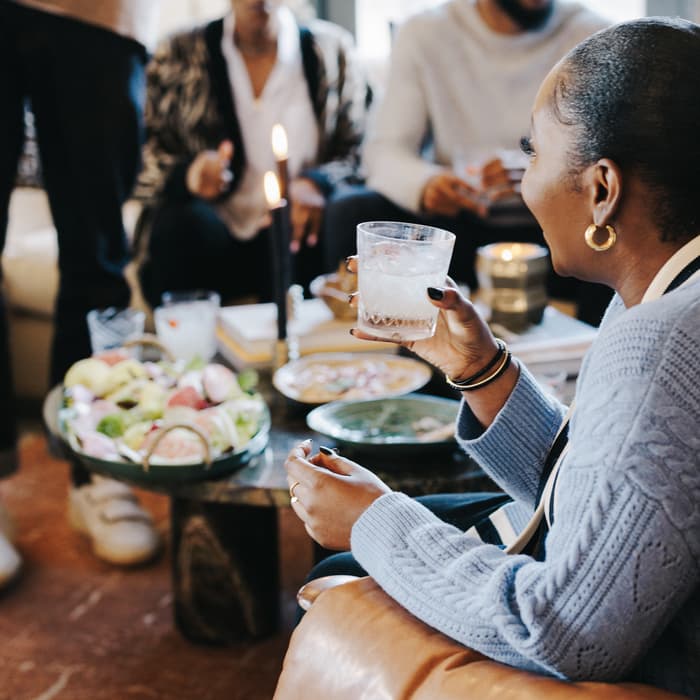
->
<box><xmin>501</xmin><ymin>249</ymin><xmax>514</xmax><ymax>261</ymax></box>
<box><xmin>271</xmin><ymin>123</ymin><xmax>288</xmax><ymax>160</ymax></box>
<box><xmin>264</xmin><ymin>170</ymin><xmax>281</xmax><ymax>207</ymax></box>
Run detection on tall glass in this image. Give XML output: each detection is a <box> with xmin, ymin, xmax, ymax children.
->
<box><xmin>154</xmin><ymin>290</ymin><xmax>221</xmax><ymax>361</ymax></box>
<box><xmin>356</xmin><ymin>222</ymin><xmax>455</xmax><ymax>341</ymax></box>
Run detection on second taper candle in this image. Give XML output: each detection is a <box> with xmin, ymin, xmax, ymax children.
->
<box><xmin>271</xmin><ymin>123</ymin><xmax>289</xmax><ymax>202</ymax></box>
<box><xmin>263</xmin><ymin>170</ymin><xmax>291</xmax><ymax>343</ymax></box>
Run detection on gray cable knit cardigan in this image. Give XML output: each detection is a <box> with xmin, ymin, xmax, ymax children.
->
<box><xmin>352</xmin><ymin>282</ymin><xmax>700</xmax><ymax>698</ymax></box>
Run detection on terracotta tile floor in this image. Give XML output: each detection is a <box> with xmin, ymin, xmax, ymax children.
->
<box><xmin>0</xmin><ymin>430</ymin><xmax>313</xmax><ymax>700</ymax></box>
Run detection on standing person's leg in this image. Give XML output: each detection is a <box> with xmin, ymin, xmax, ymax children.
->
<box><xmin>23</xmin><ymin>11</ymin><xmax>159</xmax><ymax>565</ymax></box>
<box><xmin>0</xmin><ymin>2</ymin><xmax>27</xmax><ymax>587</ymax></box>
<box><xmin>25</xmin><ymin>11</ymin><xmax>145</xmax><ymax>385</ymax></box>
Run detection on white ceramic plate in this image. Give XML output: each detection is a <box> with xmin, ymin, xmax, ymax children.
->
<box><xmin>272</xmin><ymin>352</ymin><xmax>432</xmax><ymax>404</ymax></box>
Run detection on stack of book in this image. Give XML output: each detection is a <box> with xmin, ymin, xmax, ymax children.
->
<box><xmin>217</xmin><ymin>299</ymin><xmax>392</xmax><ymax>370</ymax></box>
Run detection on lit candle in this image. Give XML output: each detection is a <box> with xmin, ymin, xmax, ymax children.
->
<box><xmin>271</xmin><ymin>123</ymin><xmax>289</xmax><ymax>201</ymax></box>
<box><xmin>476</xmin><ymin>242</ymin><xmax>550</xmax><ymax>331</ymax></box>
<box><xmin>488</xmin><ymin>243</ymin><xmax>545</xmax><ymax>274</ymax></box>
<box><xmin>264</xmin><ymin>171</ymin><xmax>291</xmax><ymax>343</ymax></box>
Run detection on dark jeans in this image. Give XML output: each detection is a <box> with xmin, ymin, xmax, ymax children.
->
<box><xmin>323</xmin><ymin>187</ymin><xmax>612</xmax><ymax>325</ymax></box>
<box><xmin>139</xmin><ymin>198</ymin><xmax>324</xmax><ymax>309</ymax></box>
<box><xmin>299</xmin><ymin>492</ymin><xmax>511</xmax><ymax>621</ymax></box>
<box><xmin>0</xmin><ymin>3</ymin><xmax>146</xmax><ymax>480</ymax></box>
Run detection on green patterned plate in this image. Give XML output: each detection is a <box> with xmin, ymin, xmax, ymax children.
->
<box><xmin>306</xmin><ymin>394</ymin><xmax>460</xmax><ymax>455</ymax></box>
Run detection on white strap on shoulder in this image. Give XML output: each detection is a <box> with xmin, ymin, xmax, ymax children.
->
<box><xmin>505</xmin><ymin>402</ymin><xmax>574</xmax><ymax>555</ymax></box>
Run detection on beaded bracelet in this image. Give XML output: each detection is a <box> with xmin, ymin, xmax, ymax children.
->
<box><xmin>445</xmin><ymin>340</ymin><xmax>512</xmax><ymax>392</ymax></box>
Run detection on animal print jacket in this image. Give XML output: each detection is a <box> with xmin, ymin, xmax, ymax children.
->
<box><xmin>135</xmin><ymin>16</ymin><xmax>368</xmax><ymax>203</ymax></box>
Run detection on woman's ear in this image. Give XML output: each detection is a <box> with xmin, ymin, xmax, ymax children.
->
<box><xmin>587</xmin><ymin>158</ymin><xmax>622</xmax><ymax>226</ymax></box>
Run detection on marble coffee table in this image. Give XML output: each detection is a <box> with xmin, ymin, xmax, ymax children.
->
<box><xmin>43</xmin><ymin>371</ymin><xmax>491</xmax><ymax>645</ymax></box>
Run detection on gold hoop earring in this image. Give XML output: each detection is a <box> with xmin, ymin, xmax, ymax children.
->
<box><xmin>584</xmin><ymin>224</ymin><xmax>617</xmax><ymax>252</ymax></box>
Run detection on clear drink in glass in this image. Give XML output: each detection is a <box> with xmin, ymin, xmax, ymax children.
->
<box><xmin>356</xmin><ymin>222</ymin><xmax>455</xmax><ymax>341</ymax></box>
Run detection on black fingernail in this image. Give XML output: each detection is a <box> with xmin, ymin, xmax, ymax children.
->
<box><xmin>347</xmin><ymin>293</ymin><xmax>354</xmax><ymax>303</ymax></box>
<box><xmin>427</xmin><ymin>287</ymin><xmax>444</xmax><ymax>300</ymax></box>
<box><xmin>349</xmin><ymin>329</ymin><xmax>356</xmax><ymax>336</ymax></box>
<box><xmin>319</xmin><ymin>445</ymin><xmax>337</xmax><ymax>456</ymax></box>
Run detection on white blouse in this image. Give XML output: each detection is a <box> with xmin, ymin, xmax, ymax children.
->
<box><xmin>216</xmin><ymin>6</ymin><xmax>319</xmax><ymax>240</ymax></box>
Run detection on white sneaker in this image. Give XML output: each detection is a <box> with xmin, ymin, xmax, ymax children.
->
<box><xmin>68</xmin><ymin>476</ymin><xmax>160</xmax><ymax>566</ymax></box>
<box><xmin>0</xmin><ymin>502</ymin><xmax>21</xmax><ymax>589</ymax></box>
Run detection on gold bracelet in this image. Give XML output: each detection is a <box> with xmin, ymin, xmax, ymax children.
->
<box><xmin>444</xmin><ymin>339</ymin><xmax>506</xmax><ymax>387</ymax></box>
<box><xmin>445</xmin><ymin>349</ymin><xmax>512</xmax><ymax>391</ymax></box>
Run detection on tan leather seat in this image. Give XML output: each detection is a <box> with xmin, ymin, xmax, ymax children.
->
<box><xmin>274</xmin><ymin>576</ymin><xmax>688</xmax><ymax>700</ymax></box>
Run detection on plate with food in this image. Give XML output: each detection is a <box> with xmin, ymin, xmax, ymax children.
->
<box><xmin>306</xmin><ymin>394</ymin><xmax>460</xmax><ymax>454</ymax></box>
<box><xmin>56</xmin><ymin>345</ymin><xmax>270</xmax><ymax>484</ymax></box>
<box><xmin>272</xmin><ymin>352</ymin><xmax>432</xmax><ymax>404</ymax></box>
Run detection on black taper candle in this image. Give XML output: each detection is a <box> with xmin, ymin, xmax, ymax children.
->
<box><xmin>269</xmin><ymin>199</ymin><xmax>291</xmax><ymax>341</ymax></box>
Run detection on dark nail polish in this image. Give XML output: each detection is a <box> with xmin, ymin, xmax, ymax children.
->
<box><xmin>319</xmin><ymin>445</ymin><xmax>337</xmax><ymax>456</ymax></box>
<box><xmin>427</xmin><ymin>287</ymin><xmax>444</xmax><ymax>300</ymax></box>
<box><xmin>349</xmin><ymin>328</ymin><xmax>356</xmax><ymax>336</ymax></box>
<box><xmin>347</xmin><ymin>293</ymin><xmax>354</xmax><ymax>303</ymax></box>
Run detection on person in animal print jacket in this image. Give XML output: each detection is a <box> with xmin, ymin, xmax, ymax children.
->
<box><xmin>136</xmin><ymin>0</ymin><xmax>369</xmax><ymax>307</ymax></box>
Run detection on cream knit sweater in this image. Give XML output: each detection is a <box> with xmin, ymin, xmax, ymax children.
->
<box><xmin>364</xmin><ymin>0</ymin><xmax>608</xmax><ymax>214</ymax></box>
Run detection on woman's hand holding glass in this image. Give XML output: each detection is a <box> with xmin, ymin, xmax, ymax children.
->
<box><xmin>349</xmin><ymin>255</ymin><xmax>519</xmax><ymax>428</ymax></box>
<box><xmin>347</xmin><ymin>256</ymin><xmax>497</xmax><ymax>383</ymax></box>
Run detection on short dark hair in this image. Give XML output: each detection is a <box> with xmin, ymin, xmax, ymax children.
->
<box><xmin>551</xmin><ymin>17</ymin><xmax>700</xmax><ymax>242</ymax></box>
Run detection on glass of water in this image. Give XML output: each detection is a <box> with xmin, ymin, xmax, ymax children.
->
<box><xmin>154</xmin><ymin>290</ymin><xmax>221</xmax><ymax>362</ymax></box>
<box><xmin>87</xmin><ymin>307</ymin><xmax>146</xmax><ymax>353</ymax></box>
<box><xmin>356</xmin><ymin>222</ymin><xmax>456</xmax><ymax>342</ymax></box>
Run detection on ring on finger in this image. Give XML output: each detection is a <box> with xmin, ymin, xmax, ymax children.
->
<box><xmin>290</xmin><ymin>481</ymin><xmax>300</xmax><ymax>504</ymax></box>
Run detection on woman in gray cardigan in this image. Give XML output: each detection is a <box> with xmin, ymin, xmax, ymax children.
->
<box><xmin>285</xmin><ymin>18</ymin><xmax>700</xmax><ymax>697</ymax></box>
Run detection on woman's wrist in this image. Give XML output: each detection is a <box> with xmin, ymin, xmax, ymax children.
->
<box><xmin>446</xmin><ymin>339</ymin><xmax>511</xmax><ymax>392</ymax></box>
<box><xmin>448</xmin><ymin>339</ymin><xmax>503</xmax><ymax>384</ymax></box>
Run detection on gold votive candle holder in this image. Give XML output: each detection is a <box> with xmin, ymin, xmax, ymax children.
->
<box><xmin>476</xmin><ymin>242</ymin><xmax>550</xmax><ymax>332</ymax></box>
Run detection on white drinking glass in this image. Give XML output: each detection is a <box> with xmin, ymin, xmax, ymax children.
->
<box><xmin>356</xmin><ymin>222</ymin><xmax>456</xmax><ymax>342</ymax></box>
<box><xmin>154</xmin><ymin>290</ymin><xmax>221</xmax><ymax>362</ymax></box>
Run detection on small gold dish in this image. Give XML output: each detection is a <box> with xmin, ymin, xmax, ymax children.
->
<box><xmin>310</xmin><ymin>262</ymin><xmax>357</xmax><ymax>321</ymax></box>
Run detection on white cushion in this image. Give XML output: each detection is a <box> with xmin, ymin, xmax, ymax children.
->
<box><xmin>3</xmin><ymin>226</ymin><xmax>59</xmax><ymax>317</ymax></box>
